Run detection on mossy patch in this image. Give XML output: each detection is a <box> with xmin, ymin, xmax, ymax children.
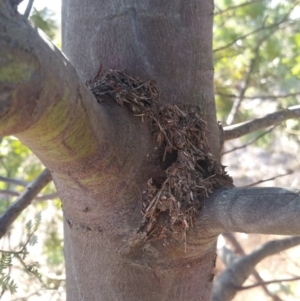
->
<box><xmin>26</xmin><ymin>85</ymin><xmax>97</xmax><ymax>164</ymax></box>
<box><xmin>0</xmin><ymin>51</ymin><xmax>39</xmax><ymax>83</ymax></box>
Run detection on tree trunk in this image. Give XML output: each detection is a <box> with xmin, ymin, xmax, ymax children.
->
<box><xmin>61</xmin><ymin>0</ymin><xmax>218</xmax><ymax>300</ymax></box>
<box><xmin>62</xmin><ymin>0</ymin><xmax>220</xmax><ymax>156</ymax></box>
<box><xmin>2</xmin><ymin>0</ymin><xmax>300</xmax><ymax>299</ymax></box>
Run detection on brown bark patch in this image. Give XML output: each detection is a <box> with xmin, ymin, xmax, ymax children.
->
<box><xmin>87</xmin><ymin>69</ymin><xmax>233</xmax><ymax>239</ymax></box>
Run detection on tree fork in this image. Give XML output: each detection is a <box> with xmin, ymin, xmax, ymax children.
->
<box><xmin>1</xmin><ymin>0</ymin><xmax>300</xmax><ymax>300</ymax></box>
<box><xmin>0</xmin><ymin>1</ymin><xmax>219</xmax><ymax>300</ymax></box>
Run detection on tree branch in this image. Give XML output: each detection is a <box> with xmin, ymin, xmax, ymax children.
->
<box><xmin>222</xmin><ymin>233</ymin><xmax>285</xmax><ymax>301</ymax></box>
<box><xmin>0</xmin><ymin>169</ymin><xmax>51</xmax><ymax>238</ymax></box>
<box><xmin>0</xmin><ymin>3</ymin><xmax>105</xmax><ymax>170</ymax></box>
<box><xmin>226</xmin><ymin>25</ymin><xmax>277</xmax><ymax>125</ymax></box>
<box><xmin>198</xmin><ymin>187</ymin><xmax>300</xmax><ymax>236</ymax></box>
<box><xmin>212</xmin><ymin>236</ymin><xmax>300</xmax><ymax>301</ymax></box>
<box><xmin>0</xmin><ymin>174</ymin><xmax>57</xmax><ymax>200</ymax></box>
<box><xmin>0</xmin><ymin>189</ymin><xmax>58</xmax><ymax>201</ymax></box>
<box><xmin>218</xmin><ymin>245</ymin><xmax>238</xmax><ymax>266</ymax></box>
<box><xmin>24</xmin><ymin>0</ymin><xmax>34</xmax><ymax>19</ymax></box>
<box><xmin>0</xmin><ymin>4</ymin><xmax>154</xmax><ymax>194</ymax></box>
<box><xmin>216</xmin><ymin>91</ymin><xmax>300</xmax><ymax>100</ymax></box>
<box><xmin>222</xmin><ymin>233</ymin><xmax>244</xmax><ymax>255</ymax></box>
<box><xmin>0</xmin><ymin>175</ymin><xmax>28</xmax><ymax>186</ymax></box>
<box><xmin>213</xmin><ymin>17</ymin><xmax>297</xmax><ymax>53</ymax></box>
<box><xmin>223</xmin><ymin>105</ymin><xmax>300</xmax><ymax>140</ymax></box>
<box><xmin>9</xmin><ymin>0</ymin><xmax>24</xmax><ymax>9</ymax></box>
<box><xmin>214</xmin><ymin>0</ymin><xmax>262</xmax><ymax>16</ymax></box>
<box><xmin>237</xmin><ymin>276</ymin><xmax>300</xmax><ymax>290</ymax></box>
<box><xmin>245</xmin><ymin>171</ymin><xmax>294</xmax><ymax>187</ymax></box>
<box><xmin>222</xmin><ymin>125</ymin><xmax>277</xmax><ymax>154</ymax></box>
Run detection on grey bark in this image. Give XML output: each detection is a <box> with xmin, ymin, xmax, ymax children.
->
<box><xmin>213</xmin><ymin>236</ymin><xmax>300</xmax><ymax>301</ymax></box>
<box><xmin>62</xmin><ymin>0</ymin><xmax>221</xmax><ymax>157</ymax></box>
<box><xmin>224</xmin><ymin>105</ymin><xmax>300</xmax><ymax>140</ymax></box>
<box><xmin>0</xmin><ymin>189</ymin><xmax>57</xmax><ymax>201</ymax></box>
<box><xmin>1</xmin><ymin>0</ymin><xmax>300</xmax><ymax>300</ymax></box>
<box><xmin>0</xmin><ymin>169</ymin><xmax>52</xmax><ymax>238</ymax></box>
<box><xmin>198</xmin><ymin>187</ymin><xmax>300</xmax><ymax>236</ymax></box>
<box><xmin>61</xmin><ymin>1</ymin><xmax>218</xmax><ymax>300</ymax></box>
<box><xmin>24</xmin><ymin>0</ymin><xmax>34</xmax><ymax>18</ymax></box>
<box><xmin>221</xmin><ymin>233</ymin><xmax>285</xmax><ymax>301</ymax></box>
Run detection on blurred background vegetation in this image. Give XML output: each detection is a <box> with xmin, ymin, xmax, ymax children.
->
<box><xmin>0</xmin><ymin>0</ymin><xmax>299</xmax><ymax>300</ymax></box>
<box><xmin>0</xmin><ymin>2</ymin><xmax>64</xmax><ymax>300</ymax></box>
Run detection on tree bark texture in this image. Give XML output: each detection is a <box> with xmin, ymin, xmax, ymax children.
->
<box><xmin>1</xmin><ymin>0</ymin><xmax>300</xmax><ymax>300</ymax></box>
<box><xmin>198</xmin><ymin>188</ymin><xmax>300</xmax><ymax>236</ymax></box>
<box><xmin>61</xmin><ymin>0</ymin><xmax>218</xmax><ymax>300</ymax></box>
<box><xmin>62</xmin><ymin>0</ymin><xmax>220</xmax><ymax>157</ymax></box>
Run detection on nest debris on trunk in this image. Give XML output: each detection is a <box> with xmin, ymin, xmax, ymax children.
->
<box><xmin>87</xmin><ymin>69</ymin><xmax>233</xmax><ymax>239</ymax></box>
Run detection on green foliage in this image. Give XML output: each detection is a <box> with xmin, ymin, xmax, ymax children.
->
<box><xmin>0</xmin><ymin>136</ymin><xmax>58</xmax><ymax>199</ymax></box>
<box><xmin>44</xmin><ymin>226</ymin><xmax>64</xmax><ymax>267</ymax></box>
<box><xmin>25</xmin><ymin>212</ymin><xmax>41</xmax><ymax>246</ymax></box>
<box><xmin>0</xmin><ymin>136</ymin><xmax>61</xmax><ymax>297</ymax></box>
<box><xmin>0</xmin><ymin>137</ymin><xmax>46</xmax><ymax>185</ymax></box>
<box><xmin>0</xmin><ymin>213</ymin><xmax>45</xmax><ymax>295</ymax></box>
<box><xmin>213</xmin><ymin>0</ymin><xmax>300</xmax><ymax>152</ymax></box>
<box><xmin>30</xmin><ymin>7</ymin><xmax>58</xmax><ymax>40</ymax></box>
<box><xmin>214</xmin><ymin>0</ymin><xmax>300</xmax><ymax>132</ymax></box>
<box><xmin>0</xmin><ymin>253</ymin><xmax>17</xmax><ymax>294</ymax></box>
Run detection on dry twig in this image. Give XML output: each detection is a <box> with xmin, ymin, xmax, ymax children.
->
<box><xmin>245</xmin><ymin>170</ymin><xmax>294</xmax><ymax>187</ymax></box>
<box><xmin>222</xmin><ymin>125</ymin><xmax>277</xmax><ymax>155</ymax></box>
<box><xmin>237</xmin><ymin>276</ymin><xmax>300</xmax><ymax>290</ymax></box>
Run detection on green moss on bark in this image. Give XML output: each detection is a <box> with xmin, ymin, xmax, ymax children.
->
<box><xmin>0</xmin><ymin>51</ymin><xmax>39</xmax><ymax>83</ymax></box>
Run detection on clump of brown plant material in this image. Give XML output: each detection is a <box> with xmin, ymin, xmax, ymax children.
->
<box><xmin>88</xmin><ymin>69</ymin><xmax>233</xmax><ymax>238</ymax></box>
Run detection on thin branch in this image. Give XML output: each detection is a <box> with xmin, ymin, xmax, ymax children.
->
<box><xmin>222</xmin><ymin>233</ymin><xmax>284</xmax><ymax>301</ymax></box>
<box><xmin>222</xmin><ymin>233</ymin><xmax>245</xmax><ymax>255</ymax></box>
<box><xmin>237</xmin><ymin>276</ymin><xmax>300</xmax><ymax>290</ymax></box>
<box><xmin>214</xmin><ymin>4</ymin><xmax>222</xmax><ymax>14</ymax></box>
<box><xmin>223</xmin><ymin>2</ymin><xmax>300</xmax><ymax>122</ymax></box>
<box><xmin>0</xmin><ymin>169</ymin><xmax>52</xmax><ymax>239</ymax></box>
<box><xmin>222</xmin><ymin>125</ymin><xmax>277</xmax><ymax>155</ymax></box>
<box><xmin>226</xmin><ymin>25</ymin><xmax>276</xmax><ymax>125</ymax></box>
<box><xmin>223</xmin><ymin>105</ymin><xmax>300</xmax><ymax>140</ymax></box>
<box><xmin>213</xmin><ymin>17</ymin><xmax>297</xmax><ymax>53</ymax></box>
<box><xmin>216</xmin><ymin>91</ymin><xmax>300</xmax><ymax>100</ymax></box>
<box><xmin>0</xmin><ymin>189</ymin><xmax>58</xmax><ymax>201</ymax></box>
<box><xmin>0</xmin><ymin>5</ymin><xmax>104</xmax><ymax>167</ymax></box>
<box><xmin>218</xmin><ymin>245</ymin><xmax>238</xmax><ymax>266</ymax></box>
<box><xmin>245</xmin><ymin>170</ymin><xmax>294</xmax><ymax>187</ymax></box>
<box><xmin>214</xmin><ymin>0</ymin><xmax>262</xmax><ymax>16</ymax></box>
<box><xmin>0</xmin><ymin>175</ymin><xmax>28</xmax><ymax>186</ymax></box>
<box><xmin>24</xmin><ymin>0</ymin><xmax>34</xmax><ymax>19</ymax></box>
<box><xmin>212</xmin><ymin>236</ymin><xmax>300</xmax><ymax>301</ymax></box>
